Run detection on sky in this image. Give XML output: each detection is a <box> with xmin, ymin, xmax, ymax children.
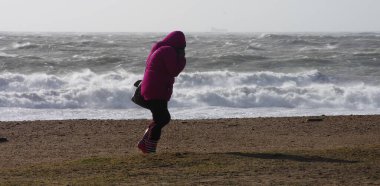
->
<box><xmin>0</xmin><ymin>0</ymin><xmax>379</xmax><ymax>32</ymax></box>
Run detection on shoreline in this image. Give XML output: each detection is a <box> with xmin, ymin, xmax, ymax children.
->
<box><xmin>1</xmin><ymin>112</ymin><xmax>380</xmax><ymax>122</ymax></box>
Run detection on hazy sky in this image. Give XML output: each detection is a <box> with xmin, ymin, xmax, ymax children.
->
<box><xmin>1</xmin><ymin>0</ymin><xmax>379</xmax><ymax>32</ymax></box>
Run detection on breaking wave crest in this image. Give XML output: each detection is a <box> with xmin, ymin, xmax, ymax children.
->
<box><xmin>12</xmin><ymin>42</ymin><xmax>40</xmax><ymax>49</ymax></box>
<box><xmin>0</xmin><ymin>70</ymin><xmax>379</xmax><ymax>110</ymax></box>
<box><xmin>0</xmin><ymin>70</ymin><xmax>139</xmax><ymax>109</ymax></box>
<box><xmin>172</xmin><ymin>71</ymin><xmax>380</xmax><ymax>109</ymax></box>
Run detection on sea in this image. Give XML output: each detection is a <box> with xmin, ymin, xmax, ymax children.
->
<box><xmin>0</xmin><ymin>32</ymin><xmax>380</xmax><ymax>121</ymax></box>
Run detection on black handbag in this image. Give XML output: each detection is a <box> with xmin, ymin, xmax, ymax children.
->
<box><xmin>131</xmin><ymin>80</ymin><xmax>150</xmax><ymax>109</ymax></box>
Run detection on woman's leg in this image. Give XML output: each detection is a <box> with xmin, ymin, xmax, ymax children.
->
<box><xmin>137</xmin><ymin>100</ymin><xmax>171</xmax><ymax>153</ymax></box>
<box><xmin>148</xmin><ymin>100</ymin><xmax>171</xmax><ymax>141</ymax></box>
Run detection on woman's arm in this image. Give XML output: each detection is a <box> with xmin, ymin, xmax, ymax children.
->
<box><xmin>161</xmin><ymin>47</ymin><xmax>186</xmax><ymax>77</ymax></box>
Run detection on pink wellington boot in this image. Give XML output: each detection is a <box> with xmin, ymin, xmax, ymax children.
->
<box><xmin>138</xmin><ymin>122</ymin><xmax>158</xmax><ymax>154</ymax></box>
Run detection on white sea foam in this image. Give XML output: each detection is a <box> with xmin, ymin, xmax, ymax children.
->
<box><xmin>1</xmin><ymin>107</ymin><xmax>380</xmax><ymax>121</ymax></box>
<box><xmin>0</xmin><ymin>52</ymin><xmax>18</xmax><ymax>58</ymax></box>
<box><xmin>0</xmin><ymin>70</ymin><xmax>379</xmax><ymax>111</ymax></box>
<box><xmin>0</xmin><ymin>69</ymin><xmax>379</xmax><ymax>120</ymax></box>
<box><xmin>12</xmin><ymin>42</ymin><xmax>39</xmax><ymax>49</ymax></box>
<box><xmin>72</xmin><ymin>54</ymin><xmax>98</xmax><ymax>60</ymax></box>
<box><xmin>298</xmin><ymin>44</ymin><xmax>337</xmax><ymax>52</ymax></box>
<box><xmin>172</xmin><ymin>71</ymin><xmax>380</xmax><ymax>110</ymax></box>
<box><xmin>0</xmin><ymin>69</ymin><xmax>140</xmax><ymax>109</ymax></box>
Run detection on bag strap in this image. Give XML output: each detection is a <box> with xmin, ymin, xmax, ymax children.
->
<box><xmin>134</xmin><ymin>80</ymin><xmax>142</xmax><ymax>87</ymax></box>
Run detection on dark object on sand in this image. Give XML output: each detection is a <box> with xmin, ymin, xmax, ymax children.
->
<box><xmin>0</xmin><ymin>137</ymin><xmax>8</xmax><ymax>143</ymax></box>
<box><xmin>307</xmin><ymin>118</ymin><xmax>324</xmax><ymax>122</ymax></box>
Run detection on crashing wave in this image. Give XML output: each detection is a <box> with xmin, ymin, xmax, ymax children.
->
<box><xmin>0</xmin><ymin>70</ymin><xmax>379</xmax><ymax>110</ymax></box>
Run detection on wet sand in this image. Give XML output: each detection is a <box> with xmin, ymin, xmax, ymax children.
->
<box><xmin>1</xmin><ymin>115</ymin><xmax>379</xmax><ymax>169</ymax></box>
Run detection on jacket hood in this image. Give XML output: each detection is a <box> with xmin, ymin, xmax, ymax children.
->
<box><xmin>161</xmin><ymin>31</ymin><xmax>186</xmax><ymax>49</ymax></box>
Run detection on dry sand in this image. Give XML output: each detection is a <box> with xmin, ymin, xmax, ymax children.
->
<box><xmin>1</xmin><ymin>115</ymin><xmax>379</xmax><ymax>169</ymax></box>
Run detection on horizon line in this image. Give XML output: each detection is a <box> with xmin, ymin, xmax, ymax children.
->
<box><xmin>1</xmin><ymin>30</ymin><xmax>380</xmax><ymax>34</ymax></box>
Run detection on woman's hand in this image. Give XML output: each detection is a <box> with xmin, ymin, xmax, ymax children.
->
<box><xmin>176</xmin><ymin>48</ymin><xmax>185</xmax><ymax>57</ymax></box>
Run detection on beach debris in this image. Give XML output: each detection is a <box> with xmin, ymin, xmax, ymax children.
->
<box><xmin>228</xmin><ymin>124</ymin><xmax>239</xmax><ymax>127</ymax></box>
<box><xmin>0</xmin><ymin>137</ymin><xmax>8</xmax><ymax>143</ymax></box>
<box><xmin>307</xmin><ymin>118</ymin><xmax>324</xmax><ymax>122</ymax></box>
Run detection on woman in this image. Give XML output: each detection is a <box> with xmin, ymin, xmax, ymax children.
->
<box><xmin>137</xmin><ymin>31</ymin><xmax>186</xmax><ymax>153</ymax></box>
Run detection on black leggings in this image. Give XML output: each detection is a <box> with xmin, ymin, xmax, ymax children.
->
<box><xmin>148</xmin><ymin>100</ymin><xmax>171</xmax><ymax>141</ymax></box>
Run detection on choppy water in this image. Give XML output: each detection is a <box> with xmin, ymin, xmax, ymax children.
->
<box><xmin>0</xmin><ymin>32</ymin><xmax>380</xmax><ymax>120</ymax></box>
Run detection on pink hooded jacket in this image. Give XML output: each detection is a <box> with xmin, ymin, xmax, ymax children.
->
<box><xmin>141</xmin><ymin>31</ymin><xmax>186</xmax><ymax>101</ymax></box>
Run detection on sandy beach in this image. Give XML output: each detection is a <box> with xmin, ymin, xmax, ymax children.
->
<box><xmin>1</xmin><ymin>115</ymin><xmax>379</xmax><ymax>185</ymax></box>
